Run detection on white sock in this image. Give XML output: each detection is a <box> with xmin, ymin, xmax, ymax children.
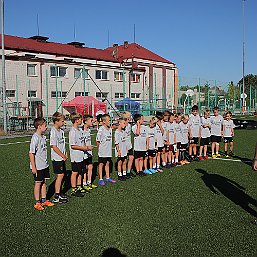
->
<box><xmin>175</xmin><ymin>158</ymin><xmax>178</xmax><ymax>163</ymax></box>
<box><xmin>118</xmin><ymin>171</ymin><xmax>122</xmax><ymax>176</ymax></box>
<box><xmin>153</xmin><ymin>164</ymin><xmax>156</xmax><ymax>169</ymax></box>
<box><xmin>123</xmin><ymin>170</ymin><xmax>126</xmax><ymax>176</ymax></box>
<box><xmin>83</xmin><ymin>182</ymin><xmax>87</xmax><ymax>186</ymax></box>
<box><xmin>162</xmin><ymin>162</ymin><xmax>166</xmax><ymax>166</ymax></box>
<box><xmin>157</xmin><ymin>164</ymin><xmax>160</xmax><ymax>168</ymax></box>
<box><xmin>87</xmin><ymin>181</ymin><xmax>91</xmax><ymax>185</ymax></box>
<box><xmin>216</xmin><ymin>151</ymin><xmax>219</xmax><ymax>154</ymax></box>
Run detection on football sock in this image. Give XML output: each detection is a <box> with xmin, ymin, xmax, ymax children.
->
<box><xmin>87</xmin><ymin>181</ymin><xmax>91</xmax><ymax>185</ymax></box>
<box><xmin>41</xmin><ymin>198</ymin><xmax>46</xmax><ymax>203</ymax></box>
<box><xmin>175</xmin><ymin>158</ymin><xmax>178</xmax><ymax>163</ymax></box>
<box><xmin>225</xmin><ymin>151</ymin><xmax>227</xmax><ymax>155</ymax></box>
<box><xmin>118</xmin><ymin>171</ymin><xmax>122</xmax><ymax>176</ymax></box>
<box><xmin>127</xmin><ymin>170</ymin><xmax>131</xmax><ymax>174</ymax></box>
<box><xmin>162</xmin><ymin>162</ymin><xmax>166</xmax><ymax>166</ymax></box>
<box><xmin>123</xmin><ymin>171</ymin><xmax>126</xmax><ymax>176</ymax></box>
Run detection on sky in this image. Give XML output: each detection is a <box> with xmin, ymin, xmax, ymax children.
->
<box><xmin>3</xmin><ymin>0</ymin><xmax>257</xmax><ymax>85</ymax></box>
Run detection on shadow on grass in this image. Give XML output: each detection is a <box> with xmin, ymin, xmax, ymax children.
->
<box><xmin>231</xmin><ymin>155</ymin><xmax>253</xmax><ymax>167</ymax></box>
<box><xmin>195</xmin><ymin>168</ymin><xmax>257</xmax><ymax>218</ymax></box>
<box><xmin>101</xmin><ymin>248</ymin><xmax>127</xmax><ymax>257</ymax></box>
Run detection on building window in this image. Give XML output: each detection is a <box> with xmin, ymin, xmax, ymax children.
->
<box><xmin>114</xmin><ymin>71</ymin><xmax>124</xmax><ymax>81</ymax></box>
<box><xmin>51</xmin><ymin>91</ymin><xmax>68</xmax><ymax>98</ymax></box>
<box><xmin>115</xmin><ymin>93</ymin><xmax>125</xmax><ymax>98</ymax></box>
<box><xmin>28</xmin><ymin>90</ymin><xmax>37</xmax><ymax>98</ymax></box>
<box><xmin>74</xmin><ymin>68</ymin><xmax>89</xmax><ymax>79</ymax></box>
<box><xmin>130</xmin><ymin>73</ymin><xmax>140</xmax><ymax>83</ymax></box>
<box><xmin>96</xmin><ymin>92</ymin><xmax>108</xmax><ymax>98</ymax></box>
<box><xmin>27</xmin><ymin>64</ymin><xmax>37</xmax><ymax>76</ymax></box>
<box><xmin>75</xmin><ymin>92</ymin><xmax>89</xmax><ymax>97</ymax></box>
<box><xmin>96</xmin><ymin>70</ymin><xmax>108</xmax><ymax>80</ymax></box>
<box><xmin>131</xmin><ymin>93</ymin><xmax>141</xmax><ymax>99</ymax></box>
<box><xmin>6</xmin><ymin>90</ymin><xmax>16</xmax><ymax>97</ymax></box>
<box><xmin>50</xmin><ymin>66</ymin><xmax>67</xmax><ymax>77</ymax></box>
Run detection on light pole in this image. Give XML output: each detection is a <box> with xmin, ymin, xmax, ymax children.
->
<box><xmin>242</xmin><ymin>0</ymin><xmax>246</xmax><ymax>114</ymax></box>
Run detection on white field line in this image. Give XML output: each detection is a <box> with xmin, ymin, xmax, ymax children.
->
<box><xmin>212</xmin><ymin>158</ymin><xmax>252</xmax><ymax>163</ymax></box>
<box><xmin>0</xmin><ymin>140</ymin><xmax>31</xmax><ymax>146</ymax></box>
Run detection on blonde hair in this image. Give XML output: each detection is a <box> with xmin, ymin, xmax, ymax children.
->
<box><xmin>70</xmin><ymin>112</ymin><xmax>82</xmax><ymax>124</ymax></box>
<box><xmin>120</xmin><ymin>111</ymin><xmax>131</xmax><ymax>119</ymax></box>
<box><xmin>182</xmin><ymin>114</ymin><xmax>189</xmax><ymax>120</ymax></box>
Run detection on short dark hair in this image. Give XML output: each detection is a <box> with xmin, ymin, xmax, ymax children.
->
<box><xmin>156</xmin><ymin>111</ymin><xmax>163</xmax><ymax>120</ymax></box>
<box><xmin>192</xmin><ymin>105</ymin><xmax>198</xmax><ymax>111</ymax></box>
<box><xmin>163</xmin><ymin>110</ymin><xmax>171</xmax><ymax>116</ymax></box>
<box><xmin>34</xmin><ymin>117</ymin><xmax>46</xmax><ymax>129</ymax></box>
<box><xmin>133</xmin><ymin>113</ymin><xmax>142</xmax><ymax>122</ymax></box>
<box><xmin>83</xmin><ymin>114</ymin><xmax>93</xmax><ymax>122</ymax></box>
<box><xmin>101</xmin><ymin>114</ymin><xmax>110</xmax><ymax>122</ymax></box>
<box><xmin>70</xmin><ymin>112</ymin><xmax>82</xmax><ymax>124</ymax></box>
<box><xmin>227</xmin><ymin>111</ymin><xmax>232</xmax><ymax>116</ymax></box>
<box><xmin>213</xmin><ymin>106</ymin><xmax>219</xmax><ymax>111</ymax></box>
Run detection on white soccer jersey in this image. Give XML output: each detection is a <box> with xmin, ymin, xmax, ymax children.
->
<box><xmin>223</xmin><ymin>120</ymin><xmax>235</xmax><ymax>137</ymax></box>
<box><xmin>83</xmin><ymin>128</ymin><xmax>93</xmax><ymax>159</ymax></box>
<box><xmin>162</xmin><ymin>121</ymin><xmax>169</xmax><ymax>141</ymax></box>
<box><xmin>180</xmin><ymin>122</ymin><xmax>189</xmax><ymax>144</ymax></box>
<box><xmin>69</xmin><ymin>127</ymin><xmax>85</xmax><ymax>163</ymax></box>
<box><xmin>210</xmin><ymin>115</ymin><xmax>224</xmax><ymax>136</ymax></box>
<box><xmin>189</xmin><ymin>114</ymin><xmax>201</xmax><ymax>138</ymax></box>
<box><xmin>174</xmin><ymin>122</ymin><xmax>182</xmax><ymax>143</ymax></box>
<box><xmin>155</xmin><ymin>123</ymin><xmax>164</xmax><ymax>147</ymax></box>
<box><xmin>200</xmin><ymin>117</ymin><xmax>211</xmax><ymax>138</ymax></box>
<box><xmin>166</xmin><ymin>122</ymin><xmax>176</xmax><ymax>145</ymax></box>
<box><xmin>50</xmin><ymin>127</ymin><xmax>66</xmax><ymax>161</ymax></box>
<box><xmin>125</xmin><ymin>123</ymin><xmax>133</xmax><ymax>150</ymax></box>
<box><xmin>115</xmin><ymin>129</ymin><xmax>127</xmax><ymax>157</ymax></box>
<box><xmin>96</xmin><ymin>126</ymin><xmax>112</xmax><ymax>157</ymax></box>
<box><xmin>148</xmin><ymin>126</ymin><xmax>157</xmax><ymax>150</ymax></box>
<box><xmin>132</xmin><ymin>124</ymin><xmax>148</xmax><ymax>151</ymax></box>
<box><xmin>29</xmin><ymin>133</ymin><xmax>49</xmax><ymax>170</ymax></box>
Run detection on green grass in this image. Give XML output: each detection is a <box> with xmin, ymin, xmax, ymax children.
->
<box><xmin>0</xmin><ymin>130</ymin><xmax>257</xmax><ymax>257</ymax></box>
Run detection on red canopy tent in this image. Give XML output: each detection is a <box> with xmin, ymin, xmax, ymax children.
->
<box><xmin>62</xmin><ymin>96</ymin><xmax>107</xmax><ymax>116</ymax></box>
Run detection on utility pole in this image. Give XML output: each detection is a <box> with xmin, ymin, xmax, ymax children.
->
<box><xmin>242</xmin><ymin>0</ymin><xmax>246</xmax><ymax>114</ymax></box>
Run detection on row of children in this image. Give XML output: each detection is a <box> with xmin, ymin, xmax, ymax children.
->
<box><xmin>29</xmin><ymin>105</ymin><xmax>235</xmax><ymax>210</ymax></box>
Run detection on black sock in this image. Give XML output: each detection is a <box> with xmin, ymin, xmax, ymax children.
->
<box><xmin>225</xmin><ymin>151</ymin><xmax>227</xmax><ymax>155</ymax></box>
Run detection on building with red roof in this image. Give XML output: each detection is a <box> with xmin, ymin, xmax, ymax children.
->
<box><xmin>1</xmin><ymin>34</ymin><xmax>178</xmax><ymax>118</ymax></box>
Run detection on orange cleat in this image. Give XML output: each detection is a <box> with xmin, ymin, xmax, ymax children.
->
<box><xmin>34</xmin><ymin>203</ymin><xmax>44</xmax><ymax>211</ymax></box>
<box><xmin>41</xmin><ymin>200</ymin><xmax>55</xmax><ymax>207</ymax></box>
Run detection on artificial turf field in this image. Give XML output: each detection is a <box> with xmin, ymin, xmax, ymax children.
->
<box><xmin>0</xmin><ymin>129</ymin><xmax>256</xmax><ymax>257</ymax></box>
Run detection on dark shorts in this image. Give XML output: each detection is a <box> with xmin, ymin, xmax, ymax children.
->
<box><xmin>134</xmin><ymin>151</ymin><xmax>147</xmax><ymax>159</ymax></box>
<box><xmin>52</xmin><ymin>160</ymin><xmax>66</xmax><ymax>175</ymax></box>
<box><xmin>200</xmin><ymin>137</ymin><xmax>210</xmax><ymax>146</ymax></box>
<box><xmin>84</xmin><ymin>156</ymin><xmax>93</xmax><ymax>166</ymax></box>
<box><xmin>180</xmin><ymin>143</ymin><xmax>188</xmax><ymax>150</ymax></box>
<box><xmin>189</xmin><ymin>137</ymin><xmax>199</xmax><ymax>145</ymax></box>
<box><xmin>157</xmin><ymin>146</ymin><xmax>164</xmax><ymax>153</ymax></box>
<box><xmin>98</xmin><ymin>157</ymin><xmax>112</xmax><ymax>165</ymax></box>
<box><xmin>117</xmin><ymin>156</ymin><xmax>127</xmax><ymax>162</ymax></box>
<box><xmin>176</xmin><ymin>142</ymin><xmax>181</xmax><ymax>150</ymax></box>
<box><xmin>148</xmin><ymin>149</ymin><xmax>157</xmax><ymax>157</ymax></box>
<box><xmin>33</xmin><ymin>167</ymin><xmax>50</xmax><ymax>182</ymax></box>
<box><xmin>224</xmin><ymin>137</ymin><xmax>233</xmax><ymax>143</ymax></box>
<box><xmin>211</xmin><ymin>135</ymin><xmax>221</xmax><ymax>143</ymax></box>
<box><xmin>71</xmin><ymin>161</ymin><xmax>84</xmax><ymax>175</ymax></box>
<box><xmin>127</xmin><ymin>148</ymin><xmax>133</xmax><ymax>156</ymax></box>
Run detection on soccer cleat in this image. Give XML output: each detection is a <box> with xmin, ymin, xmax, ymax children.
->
<box><xmin>203</xmin><ymin>156</ymin><xmax>209</xmax><ymax>160</ymax></box>
<box><xmin>183</xmin><ymin>160</ymin><xmax>190</xmax><ymax>164</ymax></box>
<box><xmin>83</xmin><ymin>185</ymin><xmax>93</xmax><ymax>191</ymax></box>
<box><xmin>118</xmin><ymin>176</ymin><xmax>126</xmax><ymax>181</ymax></box>
<box><xmin>138</xmin><ymin>171</ymin><xmax>147</xmax><ymax>176</ymax></box>
<box><xmin>98</xmin><ymin>180</ymin><xmax>105</xmax><ymax>186</ymax></box>
<box><xmin>105</xmin><ymin>178</ymin><xmax>117</xmax><ymax>183</ymax></box>
<box><xmin>229</xmin><ymin>151</ymin><xmax>234</xmax><ymax>156</ymax></box>
<box><xmin>216</xmin><ymin>153</ymin><xmax>221</xmax><ymax>158</ymax></box>
<box><xmin>126</xmin><ymin>174</ymin><xmax>133</xmax><ymax>179</ymax></box>
<box><xmin>143</xmin><ymin>169</ymin><xmax>152</xmax><ymax>175</ymax></box>
<box><xmin>71</xmin><ymin>189</ymin><xmax>85</xmax><ymax>197</ymax></box>
<box><xmin>34</xmin><ymin>202</ymin><xmax>44</xmax><ymax>211</ymax></box>
<box><xmin>88</xmin><ymin>184</ymin><xmax>97</xmax><ymax>189</ymax></box>
<box><xmin>53</xmin><ymin>195</ymin><xmax>68</xmax><ymax>204</ymax></box>
<box><xmin>78</xmin><ymin>187</ymin><xmax>89</xmax><ymax>193</ymax></box>
<box><xmin>41</xmin><ymin>200</ymin><xmax>55</xmax><ymax>207</ymax></box>
<box><xmin>225</xmin><ymin>155</ymin><xmax>229</xmax><ymax>158</ymax></box>
<box><xmin>60</xmin><ymin>193</ymin><xmax>68</xmax><ymax>199</ymax></box>
<box><xmin>130</xmin><ymin>172</ymin><xmax>137</xmax><ymax>177</ymax></box>
<box><xmin>157</xmin><ymin>168</ymin><xmax>163</xmax><ymax>172</ymax></box>
<box><xmin>199</xmin><ymin>156</ymin><xmax>204</xmax><ymax>161</ymax></box>
<box><xmin>149</xmin><ymin>168</ymin><xmax>156</xmax><ymax>173</ymax></box>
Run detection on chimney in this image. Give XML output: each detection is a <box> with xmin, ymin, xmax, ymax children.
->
<box><xmin>112</xmin><ymin>43</ymin><xmax>118</xmax><ymax>59</ymax></box>
<box><xmin>29</xmin><ymin>35</ymin><xmax>49</xmax><ymax>42</ymax></box>
<box><xmin>67</xmin><ymin>41</ymin><xmax>85</xmax><ymax>48</ymax></box>
<box><xmin>124</xmin><ymin>41</ymin><xmax>129</xmax><ymax>49</ymax></box>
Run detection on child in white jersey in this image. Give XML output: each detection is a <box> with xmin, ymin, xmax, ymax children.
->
<box><xmin>121</xmin><ymin>111</ymin><xmax>136</xmax><ymax>178</ymax></box>
<box><xmin>199</xmin><ymin>110</ymin><xmax>211</xmax><ymax>161</ymax></box>
<box><xmin>162</xmin><ymin>110</ymin><xmax>171</xmax><ymax>167</ymax></box>
<box><xmin>69</xmin><ymin>113</ymin><xmax>87</xmax><ymax>197</ymax></box>
<box><xmin>180</xmin><ymin>114</ymin><xmax>190</xmax><ymax>164</ymax></box>
<box><xmin>223</xmin><ymin>111</ymin><xmax>235</xmax><ymax>157</ymax></box>
<box><xmin>29</xmin><ymin>118</ymin><xmax>54</xmax><ymax>211</ymax></box>
<box><xmin>189</xmin><ymin>105</ymin><xmax>201</xmax><ymax>161</ymax></box>
<box><xmin>50</xmin><ymin>112</ymin><xmax>68</xmax><ymax>203</ymax></box>
<box><xmin>174</xmin><ymin>114</ymin><xmax>183</xmax><ymax>165</ymax></box>
<box><xmin>210</xmin><ymin>107</ymin><xmax>224</xmax><ymax>158</ymax></box>
<box><xmin>82</xmin><ymin>114</ymin><xmax>97</xmax><ymax>191</ymax></box>
<box><xmin>132</xmin><ymin>114</ymin><xmax>148</xmax><ymax>176</ymax></box>
<box><xmin>96</xmin><ymin>114</ymin><xmax>116</xmax><ymax>186</ymax></box>
<box><xmin>115</xmin><ymin>118</ymin><xmax>128</xmax><ymax>181</ymax></box>
<box><xmin>146</xmin><ymin>117</ymin><xmax>158</xmax><ymax>174</ymax></box>
<box><xmin>166</xmin><ymin>113</ymin><xmax>176</xmax><ymax>168</ymax></box>
<box><xmin>155</xmin><ymin>112</ymin><xmax>165</xmax><ymax>172</ymax></box>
